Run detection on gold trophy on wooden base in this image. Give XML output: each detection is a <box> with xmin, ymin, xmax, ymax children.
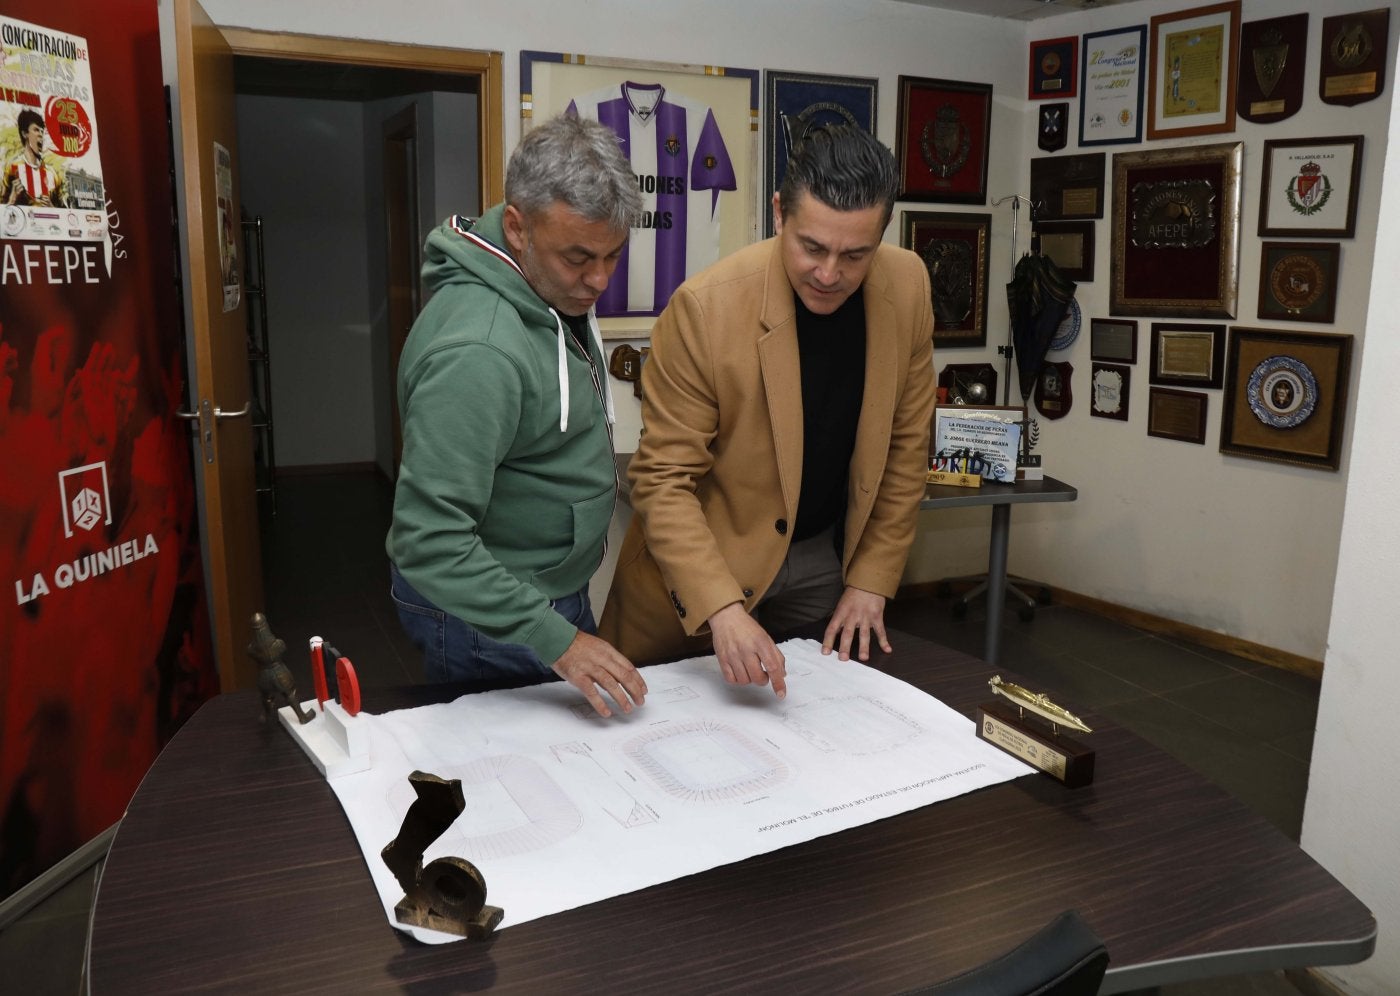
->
<box><xmin>976</xmin><ymin>675</ymin><xmax>1096</xmax><ymax>788</ymax></box>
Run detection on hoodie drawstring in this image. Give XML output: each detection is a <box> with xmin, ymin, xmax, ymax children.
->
<box><xmin>552</xmin><ymin>308</ymin><xmax>615</xmax><ymax>433</ymax></box>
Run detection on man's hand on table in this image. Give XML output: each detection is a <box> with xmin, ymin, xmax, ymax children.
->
<box><xmin>822</xmin><ymin>586</ymin><xmax>891</xmax><ymax>662</ymax></box>
<box><xmin>708</xmin><ymin>602</ymin><xmax>786</xmax><ymax>700</ymax></box>
<box><xmin>552</xmin><ymin>631</ymin><xmax>648</xmax><ymax>718</ymax></box>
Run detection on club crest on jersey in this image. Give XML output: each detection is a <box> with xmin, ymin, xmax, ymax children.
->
<box><xmin>664</xmin><ymin>135</ymin><xmax>681</xmax><ymax>157</ymax></box>
<box><xmin>1286</xmin><ymin>162</ymin><xmax>1332</xmax><ymax>215</ymax></box>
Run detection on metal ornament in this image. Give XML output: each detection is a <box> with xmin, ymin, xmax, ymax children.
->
<box><xmin>921</xmin><ymin>104</ymin><xmax>971</xmax><ymax>179</ymax></box>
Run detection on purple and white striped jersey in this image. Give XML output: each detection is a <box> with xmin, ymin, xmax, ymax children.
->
<box><xmin>568</xmin><ymin>81</ymin><xmax>737</xmax><ymax>317</ymax></box>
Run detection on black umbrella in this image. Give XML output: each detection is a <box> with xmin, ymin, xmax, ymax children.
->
<box><xmin>1005</xmin><ymin>251</ymin><xmax>1077</xmax><ymax>405</ymax></box>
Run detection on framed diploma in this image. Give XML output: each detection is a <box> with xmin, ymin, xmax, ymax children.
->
<box><xmin>1090</xmin><ymin>318</ymin><xmax>1138</xmax><ymax>364</ymax></box>
<box><xmin>1257</xmin><ymin>242</ymin><xmax>1339</xmax><ymax>324</ymax></box>
<box><xmin>1091</xmin><ymin>363</ymin><xmax>1131</xmax><ymax>421</ymax></box>
<box><xmin>1220</xmin><ymin>327</ymin><xmax>1353</xmax><ymax>470</ymax></box>
<box><xmin>1029</xmin><ymin>36</ymin><xmax>1078</xmax><ymax>99</ymax></box>
<box><xmin>1146</xmin><ymin>1</ymin><xmax>1241</xmax><ymax>141</ymax></box>
<box><xmin>1149</xmin><ymin>323</ymin><xmax>1225</xmax><ymax>389</ymax></box>
<box><xmin>901</xmin><ymin>211</ymin><xmax>990</xmax><ymax>348</ymax></box>
<box><xmin>1258</xmin><ymin>136</ymin><xmax>1363</xmax><ymax>239</ymax></box>
<box><xmin>1110</xmin><ymin>142</ymin><xmax>1243</xmax><ymax>318</ymax></box>
<box><xmin>895</xmin><ymin>76</ymin><xmax>993</xmax><ymax>204</ymax></box>
<box><xmin>1079</xmin><ymin>24</ymin><xmax>1146</xmax><ymax>146</ymax></box>
<box><xmin>763</xmin><ymin>70</ymin><xmax>878</xmax><ymax>237</ymax></box>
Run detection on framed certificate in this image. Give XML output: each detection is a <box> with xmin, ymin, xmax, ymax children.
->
<box><xmin>1146</xmin><ymin>1</ymin><xmax>1241</xmax><ymax>141</ymax></box>
<box><xmin>1150</xmin><ymin>323</ymin><xmax>1226</xmax><ymax>389</ymax></box>
<box><xmin>1036</xmin><ymin>221</ymin><xmax>1095</xmax><ymax>282</ymax></box>
<box><xmin>1090</xmin><ymin>318</ymin><xmax>1138</xmax><ymax>363</ymax></box>
<box><xmin>1091</xmin><ymin>363</ymin><xmax>1131</xmax><ymax>421</ymax></box>
<box><xmin>1148</xmin><ymin>388</ymin><xmax>1208</xmax><ymax>445</ymax></box>
<box><xmin>931</xmin><ymin>406</ymin><xmax>1024</xmax><ymax>484</ymax></box>
<box><xmin>1079</xmin><ymin>24</ymin><xmax>1146</xmax><ymax>146</ymax></box>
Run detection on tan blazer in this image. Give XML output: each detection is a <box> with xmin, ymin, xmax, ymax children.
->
<box><xmin>598</xmin><ymin>236</ymin><xmax>936</xmax><ymax>665</ymax></box>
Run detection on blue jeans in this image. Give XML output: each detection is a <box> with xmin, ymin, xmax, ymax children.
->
<box><xmin>389</xmin><ymin>563</ymin><xmax>593</xmax><ymax>692</ymax></box>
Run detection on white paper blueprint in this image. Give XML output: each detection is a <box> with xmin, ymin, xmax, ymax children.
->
<box><xmin>323</xmin><ymin>638</ymin><xmax>1033</xmax><ymax>943</ymax></box>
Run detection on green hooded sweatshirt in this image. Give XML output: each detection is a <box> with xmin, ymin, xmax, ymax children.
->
<box><xmin>387</xmin><ymin>207</ymin><xmax>617</xmax><ymax>664</ymax></box>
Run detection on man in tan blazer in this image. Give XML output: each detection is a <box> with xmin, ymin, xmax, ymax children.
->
<box><xmin>598</xmin><ymin>125</ymin><xmax>935</xmax><ymax>699</ymax></box>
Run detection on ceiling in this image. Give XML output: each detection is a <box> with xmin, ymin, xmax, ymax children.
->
<box><xmin>889</xmin><ymin>0</ymin><xmax>1149</xmax><ymax>21</ymax></box>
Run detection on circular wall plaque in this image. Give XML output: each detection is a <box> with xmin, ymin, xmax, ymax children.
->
<box><xmin>1247</xmin><ymin>355</ymin><xmax>1318</xmax><ymax>428</ymax></box>
<box><xmin>1049</xmin><ymin>297</ymin><xmax>1081</xmax><ymax>352</ymax></box>
<box><xmin>1269</xmin><ymin>253</ymin><xmax>1327</xmax><ymax>313</ymax></box>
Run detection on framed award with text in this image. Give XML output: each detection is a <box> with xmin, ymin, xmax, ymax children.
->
<box><xmin>1320</xmin><ymin>8</ymin><xmax>1389</xmax><ymax>107</ymax></box>
<box><xmin>1149</xmin><ymin>323</ymin><xmax>1226</xmax><ymax>389</ymax></box>
<box><xmin>1146</xmin><ymin>1</ymin><xmax>1241</xmax><ymax>141</ymax></box>
<box><xmin>1238</xmin><ymin>12</ymin><xmax>1307</xmax><ymax>124</ymax></box>
<box><xmin>1080</xmin><ymin>24</ymin><xmax>1146</xmax><ymax>146</ymax></box>
<box><xmin>1029</xmin><ymin>36</ymin><xmax>1078</xmax><ymax>99</ymax></box>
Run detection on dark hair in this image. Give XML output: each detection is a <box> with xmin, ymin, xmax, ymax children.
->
<box><xmin>778</xmin><ymin>124</ymin><xmax>898</xmax><ymax>225</ymax></box>
<box><xmin>505</xmin><ymin>114</ymin><xmax>642</xmax><ymax>232</ymax></box>
<box><xmin>17</xmin><ymin>109</ymin><xmax>42</xmax><ymax>136</ymax></box>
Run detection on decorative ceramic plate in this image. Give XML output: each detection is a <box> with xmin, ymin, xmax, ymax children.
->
<box><xmin>1247</xmin><ymin>355</ymin><xmax>1318</xmax><ymax>428</ymax></box>
<box><xmin>1049</xmin><ymin>297</ymin><xmax>1081</xmax><ymax>352</ymax></box>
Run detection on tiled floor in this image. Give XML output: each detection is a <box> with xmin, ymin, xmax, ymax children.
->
<box><xmin>0</xmin><ymin>470</ymin><xmax>1327</xmax><ymax>995</ymax></box>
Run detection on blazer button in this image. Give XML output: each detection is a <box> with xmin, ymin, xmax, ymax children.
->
<box><xmin>775</xmin><ymin>519</ymin><xmax>788</xmax><ymax>535</ymax></box>
<box><xmin>742</xmin><ymin>588</ymin><xmax>753</xmax><ymax>599</ymax></box>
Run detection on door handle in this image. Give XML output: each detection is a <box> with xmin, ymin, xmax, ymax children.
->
<box><xmin>174</xmin><ymin>398</ymin><xmax>251</xmax><ymax>463</ymax></box>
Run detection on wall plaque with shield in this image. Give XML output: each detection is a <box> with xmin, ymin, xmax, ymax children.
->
<box><xmin>895</xmin><ymin>76</ymin><xmax>992</xmax><ymax>204</ymax></box>
<box><xmin>901</xmin><ymin>211</ymin><xmax>990</xmax><ymax>348</ymax></box>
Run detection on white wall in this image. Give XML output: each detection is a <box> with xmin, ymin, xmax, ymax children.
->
<box><xmin>235</xmin><ymin>93</ymin><xmax>376</xmax><ymax>468</ymax></box>
<box><xmin>1303</xmin><ymin>41</ymin><xmax>1400</xmax><ymax>991</ymax></box>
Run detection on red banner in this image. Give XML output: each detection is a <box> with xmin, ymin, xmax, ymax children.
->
<box><xmin>1</xmin><ymin>0</ymin><xmax>217</xmax><ymax>897</ymax></box>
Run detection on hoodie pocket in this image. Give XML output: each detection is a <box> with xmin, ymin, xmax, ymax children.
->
<box><xmin>532</xmin><ymin>487</ymin><xmax>615</xmax><ymax>590</ymax></box>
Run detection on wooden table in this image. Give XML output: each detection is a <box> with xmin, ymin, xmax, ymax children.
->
<box><xmin>88</xmin><ymin>630</ymin><xmax>1373</xmax><ymax>994</ymax></box>
<box><xmin>921</xmin><ymin>476</ymin><xmax>1078</xmax><ymax>664</ymax></box>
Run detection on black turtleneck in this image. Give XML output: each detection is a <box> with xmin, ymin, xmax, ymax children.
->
<box><xmin>793</xmin><ymin>287</ymin><xmax>866</xmax><ymax>541</ymax></box>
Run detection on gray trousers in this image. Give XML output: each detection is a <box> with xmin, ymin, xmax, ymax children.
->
<box><xmin>753</xmin><ymin>525</ymin><xmax>845</xmax><ymax>635</ymax></box>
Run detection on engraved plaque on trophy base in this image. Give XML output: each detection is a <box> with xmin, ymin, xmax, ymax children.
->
<box><xmin>977</xmin><ymin>700</ymin><xmax>1095</xmax><ymax>788</ymax></box>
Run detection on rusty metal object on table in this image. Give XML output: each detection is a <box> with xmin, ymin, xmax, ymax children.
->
<box><xmin>382</xmin><ymin>770</ymin><xmax>503</xmax><ymax>940</ymax></box>
<box><xmin>248</xmin><ymin>612</ymin><xmax>314</xmax><ymax>725</ymax></box>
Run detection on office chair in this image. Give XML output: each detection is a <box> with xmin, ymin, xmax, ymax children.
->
<box><xmin>905</xmin><ymin>910</ymin><xmax>1109</xmax><ymax>996</ymax></box>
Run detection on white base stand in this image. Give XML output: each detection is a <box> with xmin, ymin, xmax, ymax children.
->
<box><xmin>278</xmin><ymin>699</ymin><xmax>370</xmax><ymax>778</ymax></box>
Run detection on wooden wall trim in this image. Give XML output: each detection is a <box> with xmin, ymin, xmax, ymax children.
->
<box><xmin>898</xmin><ymin>581</ymin><xmax>1323</xmax><ymax>680</ymax></box>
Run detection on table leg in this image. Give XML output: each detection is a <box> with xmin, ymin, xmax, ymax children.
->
<box><xmin>984</xmin><ymin>504</ymin><xmax>1011</xmax><ymax>665</ymax></box>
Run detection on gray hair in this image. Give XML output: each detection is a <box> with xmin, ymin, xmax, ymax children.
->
<box><xmin>777</xmin><ymin>124</ymin><xmax>898</xmax><ymax>226</ymax></box>
<box><xmin>505</xmin><ymin>114</ymin><xmax>641</xmax><ymax>231</ymax></box>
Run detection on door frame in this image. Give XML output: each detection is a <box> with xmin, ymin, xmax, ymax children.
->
<box><xmin>218</xmin><ymin>29</ymin><xmax>504</xmax><ymax>211</ymax></box>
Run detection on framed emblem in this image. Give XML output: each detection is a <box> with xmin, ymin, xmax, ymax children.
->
<box><xmin>895</xmin><ymin>76</ymin><xmax>992</xmax><ymax>204</ymax></box>
<box><xmin>1257</xmin><ymin>242</ymin><xmax>1339</xmax><ymax>324</ymax></box>
<box><xmin>1029</xmin><ymin>36</ymin><xmax>1078</xmax><ymax>99</ymax></box>
<box><xmin>1220</xmin><ymin>327</ymin><xmax>1353</xmax><ymax>470</ymax></box>
<box><xmin>763</xmin><ymin>70</ymin><xmax>877</xmax><ymax>237</ymax></box>
<box><xmin>901</xmin><ymin>210</ymin><xmax>990</xmax><ymax>348</ymax></box>
<box><xmin>1258</xmin><ymin>136</ymin><xmax>1363</xmax><ymax>239</ymax></box>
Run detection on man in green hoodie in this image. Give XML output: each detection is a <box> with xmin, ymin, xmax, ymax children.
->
<box><xmin>388</xmin><ymin>115</ymin><xmax>648</xmax><ymax>719</ymax></box>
